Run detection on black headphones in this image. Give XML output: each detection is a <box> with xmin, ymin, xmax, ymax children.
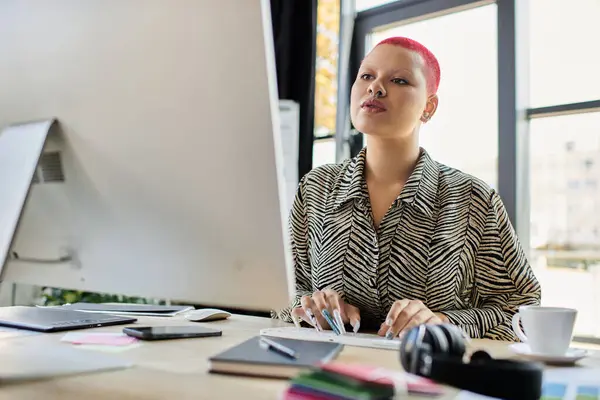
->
<box><xmin>399</xmin><ymin>324</ymin><xmax>544</xmax><ymax>400</ymax></box>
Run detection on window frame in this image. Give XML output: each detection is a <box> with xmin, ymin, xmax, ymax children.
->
<box><xmin>341</xmin><ymin>0</ymin><xmax>600</xmax><ymax>344</ymax></box>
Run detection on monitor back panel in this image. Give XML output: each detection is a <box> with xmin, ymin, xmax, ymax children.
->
<box><xmin>0</xmin><ymin>120</ymin><xmax>54</xmax><ymax>278</ymax></box>
<box><xmin>0</xmin><ymin>0</ymin><xmax>294</xmax><ymax>312</ymax></box>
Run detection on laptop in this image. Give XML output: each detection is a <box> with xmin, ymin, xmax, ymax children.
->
<box><xmin>58</xmin><ymin>302</ymin><xmax>194</xmax><ymax>317</ymax></box>
<box><xmin>0</xmin><ymin>306</ymin><xmax>137</xmax><ymax>332</ymax></box>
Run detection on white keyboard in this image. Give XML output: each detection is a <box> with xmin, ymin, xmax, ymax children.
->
<box><xmin>259</xmin><ymin>327</ymin><xmax>401</xmax><ymax>350</ymax></box>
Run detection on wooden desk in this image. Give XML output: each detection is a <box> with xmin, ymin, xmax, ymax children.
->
<box><xmin>0</xmin><ymin>314</ymin><xmax>598</xmax><ymax>400</ymax></box>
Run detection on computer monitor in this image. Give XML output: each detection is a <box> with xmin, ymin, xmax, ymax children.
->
<box><xmin>0</xmin><ymin>0</ymin><xmax>295</xmax><ymax>313</ymax></box>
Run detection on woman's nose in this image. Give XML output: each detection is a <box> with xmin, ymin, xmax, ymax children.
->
<box><xmin>368</xmin><ymin>84</ymin><xmax>386</xmax><ymax>98</ymax></box>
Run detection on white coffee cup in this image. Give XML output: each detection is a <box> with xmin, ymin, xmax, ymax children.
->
<box><xmin>511</xmin><ymin>306</ymin><xmax>577</xmax><ymax>356</ymax></box>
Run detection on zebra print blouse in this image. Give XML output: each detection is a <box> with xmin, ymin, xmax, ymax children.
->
<box><xmin>275</xmin><ymin>147</ymin><xmax>541</xmax><ymax>341</ymax></box>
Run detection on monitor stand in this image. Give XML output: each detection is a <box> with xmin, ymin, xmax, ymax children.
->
<box><xmin>0</xmin><ymin>119</ymin><xmax>56</xmax><ymax>280</ymax></box>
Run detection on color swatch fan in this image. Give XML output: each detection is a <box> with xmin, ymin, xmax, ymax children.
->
<box><xmin>282</xmin><ymin>362</ymin><xmax>443</xmax><ymax>399</ymax></box>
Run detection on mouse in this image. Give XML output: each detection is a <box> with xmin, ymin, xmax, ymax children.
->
<box><xmin>185</xmin><ymin>308</ymin><xmax>232</xmax><ymax>322</ymax></box>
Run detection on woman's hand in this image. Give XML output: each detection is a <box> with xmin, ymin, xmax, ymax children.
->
<box><xmin>378</xmin><ymin>299</ymin><xmax>448</xmax><ymax>339</ymax></box>
<box><xmin>291</xmin><ymin>289</ymin><xmax>361</xmax><ymax>334</ymax></box>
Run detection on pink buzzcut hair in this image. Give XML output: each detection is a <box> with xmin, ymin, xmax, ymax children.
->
<box><xmin>375</xmin><ymin>37</ymin><xmax>440</xmax><ymax>95</ymax></box>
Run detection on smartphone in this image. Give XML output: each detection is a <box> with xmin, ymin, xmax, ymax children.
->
<box><xmin>123</xmin><ymin>326</ymin><xmax>222</xmax><ymax>340</ymax></box>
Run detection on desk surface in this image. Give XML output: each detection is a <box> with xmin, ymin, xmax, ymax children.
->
<box><xmin>0</xmin><ymin>314</ymin><xmax>599</xmax><ymax>400</ymax></box>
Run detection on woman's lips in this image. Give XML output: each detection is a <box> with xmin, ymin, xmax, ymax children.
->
<box><xmin>360</xmin><ymin>99</ymin><xmax>387</xmax><ymax>113</ymax></box>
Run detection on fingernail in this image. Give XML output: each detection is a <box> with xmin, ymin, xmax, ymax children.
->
<box><xmin>385</xmin><ymin>318</ymin><xmax>393</xmax><ymax>326</ymax></box>
<box><xmin>321</xmin><ymin>309</ymin><xmax>340</xmax><ymax>335</ymax></box>
<box><xmin>333</xmin><ymin>309</ymin><xmax>346</xmax><ymax>335</ymax></box>
<box><xmin>351</xmin><ymin>320</ymin><xmax>360</xmax><ymax>334</ymax></box>
<box><xmin>305</xmin><ymin>309</ymin><xmax>319</xmax><ymax>330</ymax></box>
<box><xmin>385</xmin><ymin>330</ymin><xmax>394</xmax><ymax>340</ymax></box>
<box><xmin>291</xmin><ymin>315</ymin><xmax>301</xmax><ymax>329</ymax></box>
<box><xmin>315</xmin><ymin>319</ymin><xmax>324</xmax><ymax>332</ymax></box>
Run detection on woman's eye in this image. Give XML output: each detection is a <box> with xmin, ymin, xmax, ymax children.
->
<box><xmin>360</xmin><ymin>73</ymin><xmax>373</xmax><ymax>80</ymax></box>
<box><xmin>392</xmin><ymin>78</ymin><xmax>408</xmax><ymax>85</ymax></box>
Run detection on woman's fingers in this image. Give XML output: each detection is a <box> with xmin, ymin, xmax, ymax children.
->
<box><xmin>310</xmin><ymin>291</ymin><xmax>332</xmax><ymax>329</ymax></box>
<box><xmin>398</xmin><ymin>308</ymin><xmax>433</xmax><ymax>334</ymax></box>
<box><xmin>296</xmin><ymin>290</ymin><xmax>359</xmax><ymax>335</ymax></box>
<box><xmin>289</xmin><ymin>307</ymin><xmax>305</xmax><ymax>328</ymax></box>
<box><xmin>379</xmin><ymin>299</ymin><xmax>436</xmax><ymax>338</ymax></box>
<box><xmin>344</xmin><ymin>304</ymin><xmax>361</xmax><ymax>333</ymax></box>
<box><xmin>378</xmin><ymin>299</ymin><xmax>410</xmax><ymax>336</ymax></box>
<box><xmin>300</xmin><ymin>295</ymin><xmax>323</xmax><ymax>331</ymax></box>
<box><xmin>392</xmin><ymin>300</ymin><xmax>426</xmax><ymax>334</ymax></box>
<box><xmin>323</xmin><ymin>289</ymin><xmax>345</xmax><ymax>334</ymax></box>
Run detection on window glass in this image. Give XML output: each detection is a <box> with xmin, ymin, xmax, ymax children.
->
<box><xmin>529</xmin><ymin>112</ymin><xmax>600</xmax><ymax>338</ymax></box>
<box><xmin>529</xmin><ymin>0</ymin><xmax>600</xmax><ymax>107</ymax></box>
<box><xmin>369</xmin><ymin>4</ymin><xmax>498</xmax><ymax>189</ymax></box>
<box><xmin>355</xmin><ymin>0</ymin><xmax>399</xmax><ymax>12</ymax></box>
<box><xmin>313</xmin><ymin>139</ymin><xmax>337</xmax><ymax>168</ymax></box>
<box><xmin>315</xmin><ymin>0</ymin><xmax>340</xmax><ymax>139</ymax></box>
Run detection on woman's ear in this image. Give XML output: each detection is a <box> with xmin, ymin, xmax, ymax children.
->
<box><xmin>420</xmin><ymin>94</ymin><xmax>438</xmax><ymax>123</ymax></box>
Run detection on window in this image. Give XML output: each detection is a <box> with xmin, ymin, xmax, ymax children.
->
<box><xmin>355</xmin><ymin>0</ymin><xmax>399</xmax><ymax>11</ymax></box>
<box><xmin>313</xmin><ymin>138</ymin><xmax>337</xmax><ymax>167</ymax></box>
<box><xmin>529</xmin><ymin>112</ymin><xmax>600</xmax><ymax>338</ymax></box>
<box><xmin>368</xmin><ymin>4</ymin><xmax>498</xmax><ymax>189</ymax></box>
<box><xmin>313</xmin><ymin>0</ymin><xmax>340</xmax><ymax>168</ymax></box>
<box><xmin>527</xmin><ymin>0</ymin><xmax>599</xmax><ymax>338</ymax></box>
<box><xmin>529</xmin><ymin>0</ymin><xmax>600</xmax><ymax>107</ymax></box>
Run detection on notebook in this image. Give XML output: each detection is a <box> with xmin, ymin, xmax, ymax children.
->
<box><xmin>208</xmin><ymin>336</ymin><xmax>344</xmax><ymax>378</ymax></box>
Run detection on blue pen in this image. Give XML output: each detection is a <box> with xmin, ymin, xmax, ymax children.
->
<box><xmin>259</xmin><ymin>337</ymin><xmax>298</xmax><ymax>359</ymax></box>
<box><xmin>321</xmin><ymin>309</ymin><xmax>341</xmax><ymax>335</ymax></box>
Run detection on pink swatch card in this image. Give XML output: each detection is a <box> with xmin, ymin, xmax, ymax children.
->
<box><xmin>62</xmin><ymin>332</ymin><xmax>138</xmax><ymax>346</ymax></box>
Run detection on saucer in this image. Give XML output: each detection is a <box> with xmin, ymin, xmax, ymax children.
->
<box><xmin>509</xmin><ymin>343</ymin><xmax>590</xmax><ymax>364</ymax></box>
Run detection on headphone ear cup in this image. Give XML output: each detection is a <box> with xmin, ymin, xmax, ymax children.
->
<box><xmin>470</xmin><ymin>350</ymin><xmax>492</xmax><ymax>363</ymax></box>
<box><xmin>424</xmin><ymin>325</ymin><xmax>449</xmax><ymax>354</ymax></box>
<box><xmin>399</xmin><ymin>324</ymin><xmax>467</xmax><ymax>375</ymax></box>
<box><xmin>438</xmin><ymin>324</ymin><xmax>466</xmax><ymax>357</ymax></box>
<box><xmin>399</xmin><ymin>326</ymin><xmax>437</xmax><ymax>376</ymax></box>
<box><xmin>399</xmin><ymin>331</ymin><xmax>411</xmax><ymax>371</ymax></box>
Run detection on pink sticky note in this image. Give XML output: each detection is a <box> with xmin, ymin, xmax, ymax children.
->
<box><xmin>71</xmin><ymin>334</ymin><xmax>138</xmax><ymax>346</ymax></box>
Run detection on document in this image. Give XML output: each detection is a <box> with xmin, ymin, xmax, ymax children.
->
<box><xmin>259</xmin><ymin>327</ymin><xmax>401</xmax><ymax>351</ymax></box>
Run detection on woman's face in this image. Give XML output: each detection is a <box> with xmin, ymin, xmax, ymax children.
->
<box><xmin>350</xmin><ymin>44</ymin><xmax>437</xmax><ymax>139</ymax></box>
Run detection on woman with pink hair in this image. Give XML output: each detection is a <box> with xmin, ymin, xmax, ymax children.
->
<box><xmin>277</xmin><ymin>37</ymin><xmax>541</xmax><ymax>341</ymax></box>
